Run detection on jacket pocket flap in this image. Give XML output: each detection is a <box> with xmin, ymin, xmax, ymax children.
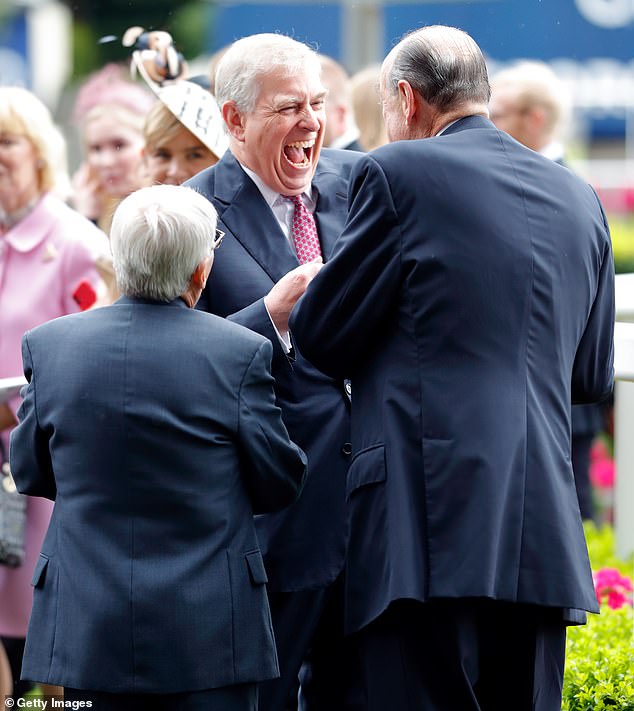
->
<box><xmin>347</xmin><ymin>444</ymin><xmax>387</xmax><ymax>496</ymax></box>
<box><xmin>245</xmin><ymin>550</ymin><xmax>268</xmax><ymax>585</ymax></box>
<box><xmin>31</xmin><ymin>554</ymin><xmax>49</xmax><ymax>587</ymax></box>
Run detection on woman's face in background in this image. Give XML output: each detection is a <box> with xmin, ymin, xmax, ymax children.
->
<box><xmin>83</xmin><ymin>111</ymin><xmax>145</xmax><ymax>199</ymax></box>
<box><xmin>144</xmin><ymin>127</ymin><xmax>218</xmax><ymax>186</ymax></box>
<box><xmin>0</xmin><ymin>131</ymin><xmax>40</xmax><ymax>214</ymax></box>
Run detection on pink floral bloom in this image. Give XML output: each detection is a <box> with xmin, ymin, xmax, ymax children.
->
<box><xmin>589</xmin><ymin>440</ymin><xmax>615</xmax><ymax>489</ymax></box>
<box><xmin>593</xmin><ymin>567</ymin><xmax>633</xmax><ymax>609</ymax></box>
<box><xmin>607</xmin><ymin>591</ymin><xmax>628</xmax><ymax>610</ymax></box>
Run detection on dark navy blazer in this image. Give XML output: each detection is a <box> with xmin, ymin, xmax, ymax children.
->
<box><xmin>291</xmin><ymin>116</ymin><xmax>614</xmax><ymax>634</ymax></box>
<box><xmin>10</xmin><ymin>297</ymin><xmax>306</xmax><ymax>692</ymax></box>
<box><xmin>187</xmin><ymin>148</ymin><xmax>361</xmax><ymax>591</ymax></box>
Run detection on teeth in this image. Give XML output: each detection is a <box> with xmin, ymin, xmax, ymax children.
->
<box><xmin>286</xmin><ymin>140</ymin><xmax>315</xmax><ymax>149</ymax></box>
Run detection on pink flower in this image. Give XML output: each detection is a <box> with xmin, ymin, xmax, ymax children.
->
<box><xmin>593</xmin><ymin>567</ymin><xmax>633</xmax><ymax>609</ymax></box>
<box><xmin>607</xmin><ymin>591</ymin><xmax>628</xmax><ymax>610</ymax></box>
<box><xmin>589</xmin><ymin>440</ymin><xmax>615</xmax><ymax>489</ymax></box>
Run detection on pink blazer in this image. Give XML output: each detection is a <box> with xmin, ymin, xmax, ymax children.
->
<box><xmin>0</xmin><ymin>192</ymin><xmax>109</xmax><ymax>637</ymax></box>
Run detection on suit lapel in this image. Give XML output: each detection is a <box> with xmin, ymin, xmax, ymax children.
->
<box><xmin>212</xmin><ymin>153</ymin><xmax>299</xmax><ymax>283</ymax></box>
<box><xmin>312</xmin><ymin>161</ymin><xmax>349</xmax><ymax>261</ymax></box>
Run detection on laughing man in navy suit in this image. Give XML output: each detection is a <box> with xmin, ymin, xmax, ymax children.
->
<box><xmin>291</xmin><ymin>26</ymin><xmax>614</xmax><ymax>711</ymax></box>
<box><xmin>186</xmin><ymin>34</ymin><xmax>361</xmax><ymax>711</ymax></box>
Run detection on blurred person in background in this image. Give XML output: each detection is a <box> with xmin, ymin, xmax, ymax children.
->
<box><xmin>208</xmin><ymin>45</ymin><xmax>230</xmax><ymax>96</ymax></box>
<box><xmin>0</xmin><ymin>85</ymin><xmax>108</xmax><ymax>700</ymax></box>
<box><xmin>349</xmin><ymin>64</ymin><xmax>388</xmax><ymax>151</ymax></box>
<box><xmin>71</xmin><ymin>63</ymin><xmax>154</xmax><ymax>303</ymax></box>
<box><xmin>143</xmin><ymin>95</ymin><xmax>221</xmax><ymax>185</ymax></box>
<box><xmin>318</xmin><ymin>55</ymin><xmax>363</xmax><ymax>151</ymax></box>
<box><xmin>71</xmin><ymin>64</ymin><xmax>154</xmax><ymax>234</ymax></box>
<box><xmin>490</xmin><ymin>60</ymin><xmax>607</xmax><ymax>521</ymax></box>
<box><xmin>132</xmin><ymin>35</ymin><xmax>228</xmax><ymax>187</ymax></box>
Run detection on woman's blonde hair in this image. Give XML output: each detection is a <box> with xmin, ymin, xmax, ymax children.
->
<box><xmin>143</xmin><ymin>101</ymin><xmax>188</xmax><ymax>151</ymax></box>
<box><xmin>0</xmin><ymin>86</ymin><xmax>71</xmax><ymax>197</ymax></box>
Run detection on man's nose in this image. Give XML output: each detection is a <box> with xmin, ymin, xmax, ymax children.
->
<box><xmin>300</xmin><ymin>106</ymin><xmax>320</xmax><ymax>131</ymax></box>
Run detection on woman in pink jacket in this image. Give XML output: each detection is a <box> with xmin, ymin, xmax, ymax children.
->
<box><xmin>0</xmin><ymin>86</ymin><xmax>108</xmax><ymax>698</ymax></box>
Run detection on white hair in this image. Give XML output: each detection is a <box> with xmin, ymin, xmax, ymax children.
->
<box><xmin>215</xmin><ymin>33</ymin><xmax>321</xmax><ymax>113</ymax></box>
<box><xmin>110</xmin><ymin>185</ymin><xmax>217</xmax><ymax>301</ymax></box>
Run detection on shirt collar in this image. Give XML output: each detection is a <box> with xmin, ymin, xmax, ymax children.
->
<box><xmin>240</xmin><ymin>162</ymin><xmax>314</xmax><ymax>207</ymax></box>
<box><xmin>435</xmin><ymin>119</ymin><xmax>461</xmax><ymax>137</ymax></box>
<box><xmin>540</xmin><ymin>141</ymin><xmax>565</xmax><ymax>162</ymax></box>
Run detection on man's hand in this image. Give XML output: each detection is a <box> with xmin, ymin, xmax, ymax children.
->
<box><xmin>264</xmin><ymin>258</ymin><xmax>323</xmax><ymax>333</ymax></box>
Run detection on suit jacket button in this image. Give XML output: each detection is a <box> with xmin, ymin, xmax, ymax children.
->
<box><xmin>341</xmin><ymin>443</ymin><xmax>353</xmax><ymax>456</ymax></box>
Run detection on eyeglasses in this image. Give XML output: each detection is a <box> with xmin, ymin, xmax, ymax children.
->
<box><xmin>212</xmin><ymin>228</ymin><xmax>225</xmax><ymax>250</ymax></box>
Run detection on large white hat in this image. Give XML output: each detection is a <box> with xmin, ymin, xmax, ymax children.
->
<box><xmin>124</xmin><ymin>27</ymin><xmax>228</xmax><ymax>161</ymax></box>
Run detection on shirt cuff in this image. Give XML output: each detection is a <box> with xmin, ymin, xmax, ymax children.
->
<box><xmin>264</xmin><ymin>302</ymin><xmax>292</xmax><ymax>353</ymax></box>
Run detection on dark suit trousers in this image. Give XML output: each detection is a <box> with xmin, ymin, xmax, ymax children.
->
<box><xmin>64</xmin><ymin>684</ymin><xmax>257</xmax><ymax>711</ymax></box>
<box><xmin>344</xmin><ymin>599</ymin><xmax>566</xmax><ymax>711</ymax></box>
<box><xmin>259</xmin><ymin>576</ymin><xmax>349</xmax><ymax>711</ymax></box>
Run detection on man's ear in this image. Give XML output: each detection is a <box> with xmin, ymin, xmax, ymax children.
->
<box><xmin>223</xmin><ymin>101</ymin><xmax>246</xmax><ymax>141</ymax></box>
<box><xmin>192</xmin><ymin>255</ymin><xmax>214</xmax><ymax>290</ymax></box>
<box><xmin>398</xmin><ymin>80</ymin><xmax>418</xmax><ymax>125</ymax></box>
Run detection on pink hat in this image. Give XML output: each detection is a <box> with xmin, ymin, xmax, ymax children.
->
<box><xmin>72</xmin><ymin>63</ymin><xmax>155</xmax><ymax>124</ymax></box>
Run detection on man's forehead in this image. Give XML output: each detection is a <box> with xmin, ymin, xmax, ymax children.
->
<box><xmin>256</xmin><ymin>67</ymin><xmax>325</xmax><ymax>101</ymax></box>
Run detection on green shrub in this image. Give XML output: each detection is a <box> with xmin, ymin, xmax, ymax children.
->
<box><xmin>584</xmin><ymin>521</ymin><xmax>633</xmax><ymax>576</ymax></box>
<box><xmin>563</xmin><ymin>605</ymin><xmax>634</xmax><ymax>710</ymax></box>
<box><xmin>562</xmin><ymin>523</ymin><xmax>634</xmax><ymax>710</ymax></box>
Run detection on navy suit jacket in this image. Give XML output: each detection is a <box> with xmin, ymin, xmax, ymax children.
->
<box><xmin>291</xmin><ymin>116</ymin><xmax>614</xmax><ymax>634</ymax></box>
<box><xmin>187</xmin><ymin>149</ymin><xmax>361</xmax><ymax>591</ymax></box>
<box><xmin>10</xmin><ymin>297</ymin><xmax>307</xmax><ymax>692</ymax></box>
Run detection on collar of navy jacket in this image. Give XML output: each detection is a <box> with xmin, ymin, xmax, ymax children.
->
<box><xmin>440</xmin><ymin>114</ymin><xmax>496</xmax><ymax>136</ymax></box>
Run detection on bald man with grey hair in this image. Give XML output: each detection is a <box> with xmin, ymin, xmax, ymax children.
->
<box><xmin>291</xmin><ymin>25</ymin><xmax>613</xmax><ymax>711</ymax></box>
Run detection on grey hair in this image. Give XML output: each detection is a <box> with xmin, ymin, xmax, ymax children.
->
<box><xmin>385</xmin><ymin>26</ymin><xmax>491</xmax><ymax>110</ymax></box>
<box><xmin>110</xmin><ymin>185</ymin><xmax>217</xmax><ymax>301</ymax></box>
<box><xmin>215</xmin><ymin>33</ymin><xmax>322</xmax><ymax>113</ymax></box>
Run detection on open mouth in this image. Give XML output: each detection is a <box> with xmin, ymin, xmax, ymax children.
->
<box><xmin>283</xmin><ymin>139</ymin><xmax>314</xmax><ymax>168</ymax></box>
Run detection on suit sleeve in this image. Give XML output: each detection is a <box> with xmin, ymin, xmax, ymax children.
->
<box><xmin>228</xmin><ymin>298</ymin><xmax>292</xmax><ymax>374</ymax></box>
<box><xmin>572</xmin><ymin>201</ymin><xmax>615</xmax><ymax>404</ymax></box>
<box><xmin>290</xmin><ymin>155</ymin><xmax>402</xmax><ymax>379</ymax></box>
<box><xmin>237</xmin><ymin>338</ymin><xmax>307</xmax><ymax>513</ymax></box>
<box><xmin>9</xmin><ymin>334</ymin><xmax>57</xmax><ymax>500</ymax></box>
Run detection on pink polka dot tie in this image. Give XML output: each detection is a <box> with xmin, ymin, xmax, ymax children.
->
<box><xmin>285</xmin><ymin>195</ymin><xmax>322</xmax><ymax>264</ymax></box>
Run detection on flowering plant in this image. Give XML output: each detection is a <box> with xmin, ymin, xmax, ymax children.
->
<box><xmin>589</xmin><ymin>438</ymin><xmax>615</xmax><ymax>490</ymax></box>
<box><xmin>593</xmin><ymin>567</ymin><xmax>633</xmax><ymax>609</ymax></box>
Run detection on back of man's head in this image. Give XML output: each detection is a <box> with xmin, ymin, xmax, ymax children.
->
<box><xmin>110</xmin><ymin>184</ymin><xmax>217</xmax><ymax>302</ymax></box>
<box><xmin>383</xmin><ymin>25</ymin><xmax>491</xmax><ymax>112</ymax></box>
<box><xmin>490</xmin><ymin>61</ymin><xmax>569</xmax><ymax>151</ymax></box>
<box><xmin>215</xmin><ymin>33</ymin><xmax>321</xmax><ymax>113</ymax></box>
